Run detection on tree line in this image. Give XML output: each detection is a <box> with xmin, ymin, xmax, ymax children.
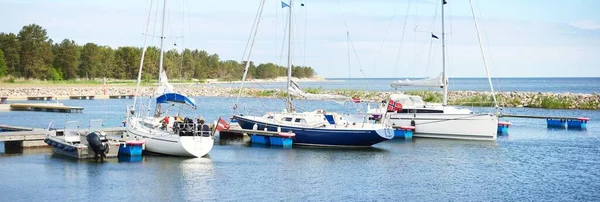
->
<box><xmin>0</xmin><ymin>24</ymin><xmax>316</xmax><ymax>81</ymax></box>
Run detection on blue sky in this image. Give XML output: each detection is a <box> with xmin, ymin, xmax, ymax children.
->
<box><xmin>1</xmin><ymin>0</ymin><xmax>599</xmax><ymax>78</ymax></box>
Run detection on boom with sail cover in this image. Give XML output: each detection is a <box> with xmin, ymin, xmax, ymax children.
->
<box><xmin>390</xmin><ymin>72</ymin><xmax>446</xmax><ymax>88</ymax></box>
<box><xmin>288</xmin><ymin>80</ymin><xmax>351</xmax><ymax>103</ymax></box>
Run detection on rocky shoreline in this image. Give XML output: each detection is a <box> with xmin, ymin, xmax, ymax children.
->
<box><xmin>0</xmin><ymin>85</ymin><xmax>598</xmax><ymax>109</ymax></box>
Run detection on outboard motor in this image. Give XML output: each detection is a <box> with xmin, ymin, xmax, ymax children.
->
<box><xmin>86</xmin><ymin>131</ymin><xmax>108</xmax><ymax>159</ymax></box>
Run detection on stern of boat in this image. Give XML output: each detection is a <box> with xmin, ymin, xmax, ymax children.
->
<box><xmin>180</xmin><ymin>136</ymin><xmax>214</xmax><ymax>158</ymax></box>
<box><xmin>375</xmin><ymin>126</ymin><xmax>395</xmax><ymax>140</ymax></box>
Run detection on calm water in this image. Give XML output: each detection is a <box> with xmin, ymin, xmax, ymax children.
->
<box><xmin>206</xmin><ymin>77</ymin><xmax>600</xmax><ymax>94</ymax></box>
<box><xmin>1</xmin><ymin>97</ymin><xmax>599</xmax><ymax>201</ymax></box>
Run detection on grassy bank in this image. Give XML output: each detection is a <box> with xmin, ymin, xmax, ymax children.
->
<box><xmin>1</xmin><ymin>82</ymin><xmax>597</xmax><ymax>110</ymax></box>
<box><xmin>244</xmin><ymin>89</ymin><xmax>599</xmax><ymax>110</ymax></box>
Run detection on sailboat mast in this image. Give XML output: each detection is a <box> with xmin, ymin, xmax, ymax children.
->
<box><xmin>158</xmin><ymin>0</ymin><xmax>167</xmax><ymax>85</ymax></box>
<box><xmin>286</xmin><ymin>0</ymin><xmax>294</xmax><ymax>112</ymax></box>
<box><xmin>441</xmin><ymin>0</ymin><xmax>448</xmax><ymax>106</ymax></box>
<box><xmin>132</xmin><ymin>0</ymin><xmax>155</xmax><ymax>112</ymax></box>
<box><xmin>468</xmin><ymin>0</ymin><xmax>498</xmax><ymax>108</ymax></box>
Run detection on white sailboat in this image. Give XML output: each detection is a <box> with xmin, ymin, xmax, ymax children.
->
<box><xmin>368</xmin><ymin>0</ymin><xmax>499</xmax><ymax>141</ymax></box>
<box><xmin>125</xmin><ymin>0</ymin><xmax>214</xmax><ymax>157</ymax></box>
<box><xmin>231</xmin><ymin>0</ymin><xmax>394</xmax><ymax>147</ymax></box>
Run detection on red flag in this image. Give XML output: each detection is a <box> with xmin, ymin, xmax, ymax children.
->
<box><xmin>216</xmin><ymin>117</ymin><xmax>230</xmax><ymax>132</ymax></box>
<box><xmin>351</xmin><ymin>97</ymin><xmax>361</xmax><ymax>103</ymax></box>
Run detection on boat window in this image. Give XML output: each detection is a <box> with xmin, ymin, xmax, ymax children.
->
<box><xmin>267</xmin><ymin>116</ymin><xmax>274</xmax><ymax>119</ymax></box>
<box><xmin>409</xmin><ymin>96</ymin><xmax>425</xmax><ymax>106</ymax></box>
<box><xmin>281</xmin><ymin>117</ymin><xmax>293</xmax><ymax>122</ymax></box>
<box><xmin>396</xmin><ymin>97</ymin><xmax>413</xmax><ymax>106</ymax></box>
<box><xmin>294</xmin><ymin>118</ymin><xmax>306</xmax><ymax>123</ymax></box>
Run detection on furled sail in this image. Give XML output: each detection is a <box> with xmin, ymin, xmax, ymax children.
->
<box><xmin>288</xmin><ymin>80</ymin><xmax>350</xmax><ymax>103</ymax></box>
<box><xmin>155</xmin><ymin>70</ymin><xmax>175</xmax><ymax>96</ymax></box>
<box><xmin>390</xmin><ymin>72</ymin><xmax>446</xmax><ymax>88</ymax></box>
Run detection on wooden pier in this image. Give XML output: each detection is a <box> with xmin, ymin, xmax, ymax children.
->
<box><xmin>9</xmin><ymin>103</ymin><xmax>83</xmax><ymax>113</ymax></box>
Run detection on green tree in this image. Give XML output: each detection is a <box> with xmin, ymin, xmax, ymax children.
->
<box><xmin>0</xmin><ymin>49</ymin><xmax>7</xmax><ymax>77</ymax></box>
<box><xmin>53</xmin><ymin>39</ymin><xmax>80</xmax><ymax>79</ymax></box>
<box><xmin>79</xmin><ymin>43</ymin><xmax>101</xmax><ymax>79</ymax></box>
<box><xmin>142</xmin><ymin>46</ymin><xmax>160</xmax><ymax>79</ymax></box>
<box><xmin>0</xmin><ymin>33</ymin><xmax>20</xmax><ymax>77</ymax></box>
<box><xmin>256</xmin><ymin>63</ymin><xmax>279</xmax><ymax>79</ymax></box>
<box><xmin>114</xmin><ymin>46</ymin><xmax>141</xmax><ymax>79</ymax></box>
<box><xmin>164</xmin><ymin>49</ymin><xmax>181</xmax><ymax>79</ymax></box>
<box><xmin>17</xmin><ymin>24</ymin><xmax>54</xmax><ymax>79</ymax></box>
<box><xmin>1</xmin><ymin>23</ymin><xmax>320</xmax><ymax>80</ymax></box>
<box><xmin>181</xmin><ymin>49</ymin><xmax>195</xmax><ymax>80</ymax></box>
<box><xmin>98</xmin><ymin>46</ymin><xmax>116</xmax><ymax>78</ymax></box>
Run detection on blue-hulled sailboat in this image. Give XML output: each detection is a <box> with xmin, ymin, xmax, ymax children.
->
<box><xmin>231</xmin><ymin>0</ymin><xmax>393</xmax><ymax>147</ymax></box>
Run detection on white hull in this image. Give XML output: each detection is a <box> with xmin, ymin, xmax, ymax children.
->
<box><xmin>126</xmin><ymin>118</ymin><xmax>213</xmax><ymax>158</ymax></box>
<box><xmin>386</xmin><ymin>113</ymin><xmax>498</xmax><ymax>141</ymax></box>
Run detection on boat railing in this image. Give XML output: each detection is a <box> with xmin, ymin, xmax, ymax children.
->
<box><xmin>172</xmin><ymin>122</ymin><xmax>211</xmax><ymax>137</ymax></box>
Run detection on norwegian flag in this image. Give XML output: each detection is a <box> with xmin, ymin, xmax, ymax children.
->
<box><xmin>387</xmin><ymin>99</ymin><xmax>395</xmax><ymax>112</ymax></box>
<box><xmin>216</xmin><ymin>117</ymin><xmax>230</xmax><ymax>132</ymax></box>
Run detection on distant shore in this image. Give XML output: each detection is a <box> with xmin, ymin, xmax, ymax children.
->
<box><xmin>203</xmin><ymin>76</ymin><xmax>327</xmax><ymax>84</ymax></box>
<box><xmin>0</xmin><ymin>84</ymin><xmax>598</xmax><ymax>109</ymax></box>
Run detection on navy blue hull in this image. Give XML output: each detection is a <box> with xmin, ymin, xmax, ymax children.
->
<box><xmin>234</xmin><ymin>116</ymin><xmax>389</xmax><ymax>147</ymax></box>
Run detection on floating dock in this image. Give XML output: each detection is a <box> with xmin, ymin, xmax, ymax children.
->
<box><xmin>0</xmin><ymin>124</ymin><xmax>35</xmax><ymax>132</ymax></box>
<box><xmin>0</xmin><ymin>126</ymin><xmax>126</xmax><ymax>150</ymax></box>
<box><xmin>391</xmin><ymin>126</ymin><xmax>414</xmax><ymax>139</ymax></box>
<box><xmin>0</xmin><ymin>94</ymin><xmax>134</xmax><ymax>102</ymax></box>
<box><xmin>9</xmin><ymin>103</ymin><xmax>83</xmax><ymax>113</ymax></box>
<box><xmin>68</xmin><ymin>95</ymin><xmax>96</xmax><ymax>100</ymax></box>
<box><xmin>500</xmin><ymin>114</ymin><xmax>589</xmax><ymax>129</ymax></box>
<box><xmin>226</xmin><ymin>128</ymin><xmax>295</xmax><ymax>147</ymax></box>
<box><xmin>497</xmin><ymin>121</ymin><xmax>511</xmax><ymax>134</ymax></box>
<box><xmin>27</xmin><ymin>96</ymin><xmax>55</xmax><ymax>101</ymax></box>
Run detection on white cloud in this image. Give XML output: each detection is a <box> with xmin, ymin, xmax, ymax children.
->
<box><xmin>569</xmin><ymin>20</ymin><xmax>600</xmax><ymax>30</ymax></box>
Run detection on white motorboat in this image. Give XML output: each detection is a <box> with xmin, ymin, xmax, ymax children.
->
<box><xmin>44</xmin><ymin>120</ymin><xmax>120</xmax><ymax>159</ymax></box>
<box><xmin>366</xmin><ymin>94</ymin><xmax>497</xmax><ymax>140</ymax></box>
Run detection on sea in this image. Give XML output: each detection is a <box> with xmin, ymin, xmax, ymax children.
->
<box><xmin>206</xmin><ymin>77</ymin><xmax>600</xmax><ymax>94</ymax></box>
<box><xmin>1</xmin><ymin>78</ymin><xmax>599</xmax><ymax>201</ymax></box>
